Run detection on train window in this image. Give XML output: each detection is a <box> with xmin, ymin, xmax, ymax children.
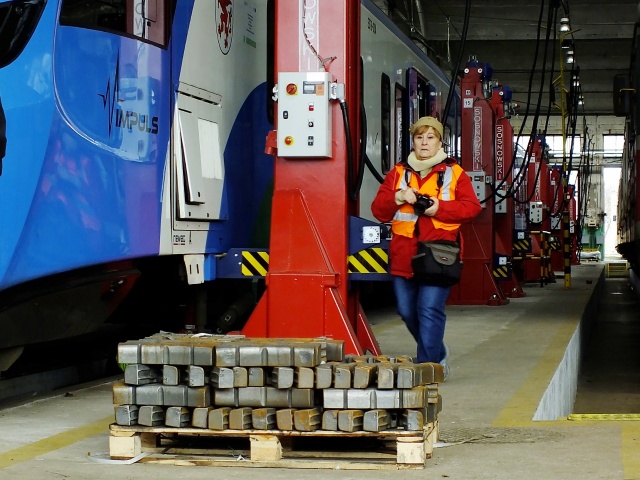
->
<box><xmin>381</xmin><ymin>73</ymin><xmax>391</xmax><ymax>173</ymax></box>
<box><xmin>395</xmin><ymin>83</ymin><xmax>405</xmax><ymax>165</ymax></box>
<box><xmin>60</xmin><ymin>0</ymin><xmax>174</xmax><ymax>48</ymax></box>
<box><xmin>0</xmin><ymin>0</ymin><xmax>47</xmax><ymax>68</ymax></box>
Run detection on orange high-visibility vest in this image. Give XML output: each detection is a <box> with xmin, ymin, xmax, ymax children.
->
<box><xmin>391</xmin><ymin>163</ymin><xmax>464</xmax><ymax>238</ymax></box>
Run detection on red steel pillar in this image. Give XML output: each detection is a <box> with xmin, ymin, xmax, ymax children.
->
<box><xmin>490</xmin><ymin>86</ymin><xmax>525</xmax><ymax>298</ymax></box>
<box><xmin>449</xmin><ymin>58</ymin><xmax>509</xmax><ymax>306</ymax></box>
<box><xmin>242</xmin><ymin>1</ymin><xmax>380</xmax><ymax>355</ymax></box>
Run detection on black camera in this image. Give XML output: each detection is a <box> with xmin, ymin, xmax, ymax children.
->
<box><xmin>413</xmin><ymin>194</ymin><xmax>434</xmax><ymax>215</ymax></box>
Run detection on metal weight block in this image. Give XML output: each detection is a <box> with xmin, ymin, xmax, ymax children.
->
<box><xmin>376</xmin><ymin>363</ymin><xmax>400</xmax><ymax>389</ymax></box>
<box><xmin>323</xmin><ymin>388</ymin><xmax>348</xmax><ymax>409</ymax></box>
<box><xmin>187</xmin><ymin>385</ymin><xmax>211</xmax><ymax>408</ymax></box>
<box><xmin>166</xmin><ymin>345</ymin><xmax>193</xmax><ymax>366</ymax></box>
<box><xmin>276</xmin><ymin>408</ymin><xmax>296</xmax><ymax>430</ymax></box>
<box><xmin>185</xmin><ymin>365</ymin><xmax>207</xmax><ymax>387</ymax></box>
<box><xmin>353</xmin><ymin>364</ymin><xmax>377</xmax><ymax>388</ymax></box>
<box><xmin>229</xmin><ymin>407</ymin><xmax>253</xmax><ymax>430</ymax></box>
<box><xmin>112</xmin><ymin>382</ymin><xmax>136</xmax><ymax>405</ymax></box>
<box><xmin>193</xmin><ymin>346</ymin><xmax>214</xmax><ymax>366</ymax></box>
<box><xmin>140</xmin><ymin>344</ymin><xmax>168</xmax><ymax>365</ymax></box>
<box><xmin>314</xmin><ymin>363</ymin><xmax>335</xmax><ymax>389</ymax></box>
<box><xmin>270</xmin><ymin>366</ymin><xmax>294</xmax><ymax>389</ymax></box>
<box><xmin>346</xmin><ymin>388</ymin><xmax>376</xmax><ymax>409</ymax></box>
<box><xmin>215</xmin><ymin>345</ymin><xmax>239</xmax><ymax>367</ymax></box>
<box><xmin>124</xmin><ymin>364</ymin><xmax>159</xmax><ymax>385</ymax></box>
<box><xmin>321</xmin><ymin>410</ymin><xmax>339</xmax><ymax>431</ymax></box>
<box><xmin>333</xmin><ymin>363</ymin><xmax>356</xmax><ymax>388</ymax></box>
<box><xmin>238</xmin><ymin>346</ymin><xmax>268</xmax><ymax>366</ymax></box>
<box><xmin>337</xmin><ymin>409</ymin><xmax>364</xmax><ymax>432</ymax></box>
<box><xmin>248</xmin><ymin>367</ymin><xmax>265</xmax><ymax>386</ymax></box>
<box><xmin>114</xmin><ymin>405</ymin><xmax>139</xmax><ymax>426</ymax></box>
<box><xmin>165</xmin><ymin>406</ymin><xmax>190</xmax><ymax>428</ymax></box>
<box><xmin>237</xmin><ymin>386</ymin><xmax>267</xmax><ymax>407</ymax></box>
<box><xmin>375</xmin><ymin>388</ymin><xmax>402</xmax><ymax>409</ymax></box>
<box><xmin>432</xmin><ymin>363</ymin><xmax>445</xmax><ymax>383</ymax></box>
<box><xmin>162</xmin><ymin>365</ymin><xmax>181</xmax><ymax>385</ymax></box>
<box><xmin>251</xmin><ymin>408</ymin><xmax>277</xmax><ymax>430</ymax></box>
<box><xmin>163</xmin><ymin>385</ymin><xmax>188</xmax><ymax>406</ymax></box>
<box><xmin>265</xmin><ymin>345</ymin><xmax>293</xmax><ymax>366</ymax></box>
<box><xmin>325</xmin><ymin>340</ymin><xmax>345</xmax><ymax>362</ymax></box>
<box><xmin>265</xmin><ymin>387</ymin><xmax>291</xmax><ymax>408</ymax></box>
<box><xmin>208</xmin><ymin>407</ymin><xmax>231</xmax><ymax>430</ymax></box>
<box><xmin>396</xmin><ymin>364</ymin><xmax>421</xmax><ymax>389</ymax></box>
<box><xmin>293</xmin><ymin>345</ymin><xmax>321</xmax><ymax>367</ymax></box>
<box><xmin>191</xmin><ymin>407</ymin><xmax>213</xmax><ymax>428</ymax></box>
<box><xmin>135</xmin><ymin>384</ymin><xmax>164</xmax><ymax>406</ymax></box>
<box><xmin>295</xmin><ymin>367</ymin><xmax>315</xmax><ymax>389</ymax></box>
<box><xmin>290</xmin><ymin>388</ymin><xmax>314</xmax><ymax>408</ymax></box>
<box><xmin>402</xmin><ymin>409</ymin><xmax>424</xmax><ymax>431</ymax></box>
<box><xmin>211</xmin><ymin>367</ymin><xmax>235</xmax><ymax>389</ymax></box>
<box><xmin>138</xmin><ymin>405</ymin><xmax>165</xmax><ymax>426</ymax></box>
<box><xmin>117</xmin><ymin>343</ymin><xmax>141</xmax><ymax>365</ymax></box>
<box><xmin>233</xmin><ymin>367</ymin><xmax>248</xmax><ymax>387</ymax></box>
<box><xmin>293</xmin><ymin>408</ymin><xmax>321</xmax><ymax>431</ymax></box>
<box><xmin>213</xmin><ymin>388</ymin><xmax>238</xmax><ymax>407</ymax></box>
<box><xmin>401</xmin><ymin>385</ymin><xmax>428</xmax><ymax>409</ymax></box>
<box><xmin>363</xmin><ymin>409</ymin><xmax>390</xmax><ymax>432</ymax></box>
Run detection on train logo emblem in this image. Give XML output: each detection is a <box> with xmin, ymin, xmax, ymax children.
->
<box><xmin>216</xmin><ymin>0</ymin><xmax>233</xmax><ymax>55</ymax></box>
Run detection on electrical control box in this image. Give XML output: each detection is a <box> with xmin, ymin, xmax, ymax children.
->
<box><xmin>529</xmin><ymin>201</ymin><xmax>543</xmax><ymax>224</ymax></box>
<box><xmin>494</xmin><ymin>181</ymin><xmax>508</xmax><ymax>213</ymax></box>
<box><xmin>277</xmin><ymin>71</ymin><xmax>332</xmax><ymax>158</ymax></box>
<box><xmin>470</xmin><ymin>171</ymin><xmax>486</xmax><ymax>207</ymax></box>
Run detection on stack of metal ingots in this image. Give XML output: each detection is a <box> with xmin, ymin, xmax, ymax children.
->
<box><xmin>113</xmin><ymin>333</ymin><xmax>443</xmax><ymax>433</ymax></box>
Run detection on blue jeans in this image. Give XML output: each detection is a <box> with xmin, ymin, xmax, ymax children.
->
<box><xmin>393</xmin><ymin>276</ymin><xmax>451</xmax><ymax>363</ymax></box>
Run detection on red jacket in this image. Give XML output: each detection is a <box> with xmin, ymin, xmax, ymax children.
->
<box><xmin>371</xmin><ymin>158</ymin><xmax>482</xmax><ymax>278</ymax></box>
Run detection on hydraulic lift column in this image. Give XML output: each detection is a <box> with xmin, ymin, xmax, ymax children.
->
<box><xmin>242</xmin><ymin>1</ymin><xmax>379</xmax><ymax>355</ymax></box>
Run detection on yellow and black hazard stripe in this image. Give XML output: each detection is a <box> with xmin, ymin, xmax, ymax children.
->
<box><xmin>512</xmin><ymin>238</ymin><xmax>531</xmax><ymax>254</ymax></box>
<box><xmin>241</xmin><ymin>251</ymin><xmax>269</xmax><ymax>277</ymax></box>
<box><xmin>348</xmin><ymin>247</ymin><xmax>389</xmax><ymax>274</ymax></box>
<box><xmin>492</xmin><ymin>264</ymin><xmax>510</xmax><ymax>279</ymax></box>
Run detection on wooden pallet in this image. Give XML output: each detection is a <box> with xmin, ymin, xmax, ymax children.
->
<box><xmin>109</xmin><ymin>422</ymin><xmax>438</xmax><ymax>469</ymax></box>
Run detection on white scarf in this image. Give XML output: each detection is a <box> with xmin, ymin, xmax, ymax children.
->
<box><xmin>407</xmin><ymin>148</ymin><xmax>448</xmax><ymax>178</ymax></box>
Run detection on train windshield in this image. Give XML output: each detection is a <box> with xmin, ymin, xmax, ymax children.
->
<box><xmin>0</xmin><ymin>0</ymin><xmax>47</xmax><ymax>68</ymax></box>
<box><xmin>60</xmin><ymin>0</ymin><xmax>172</xmax><ymax>47</ymax></box>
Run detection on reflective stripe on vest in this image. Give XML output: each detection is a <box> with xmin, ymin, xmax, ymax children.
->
<box><xmin>391</xmin><ymin>163</ymin><xmax>463</xmax><ymax>237</ymax></box>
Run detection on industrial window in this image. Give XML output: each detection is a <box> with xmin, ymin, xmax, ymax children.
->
<box><xmin>60</xmin><ymin>0</ymin><xmax>174</xmax><ymax>48</ymax></box>
<box><xmin>381</xmin><ymin>73</ymin><xmax>391</xmax><ymax>174</ymax></box>
<box><xmin>602</xmin><ymin>134</ymin><xmax>624</xmax><ymax>157</ymax></box>
<box><xmin>544</xmin><ymin>135</ymin><xmax>582</xmax><ymax>158</ymax></box>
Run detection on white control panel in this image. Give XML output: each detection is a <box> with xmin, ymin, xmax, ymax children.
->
<box><xmin>529</xmin><ymin>201</ymin><xmax>543</xmax><ymax>224</ymax></box>
<box><xmin>494</xmin><ymin>182</ymin><xmax>508</xmax><ymax>214</ymax></box>
<box><xmin>277</xmin><ymin>72</ymin><xmax>332</xmax><ymax>158</ymax></box>
<box><xmin>470</xmin><ymin>171</ymin><xmax>486</xmax><ymax>208</ymax></box>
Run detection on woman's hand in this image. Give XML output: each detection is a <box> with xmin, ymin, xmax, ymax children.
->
<box><xmin>423</xmin><ymin>197</ymin><xmax>439</xmax><ymax>216</ymax></box>
<box><xmin>395</xmin><ymin>188</ymin><xmax>418</xmax><ymax>205</ymax></box>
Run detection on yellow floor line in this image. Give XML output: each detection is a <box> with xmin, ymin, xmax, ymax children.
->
<box><xmin>622</xmin><ymin>423</ymin><xmax>640</xmax><ymax>478</ymax></box>
<box><xmin>0</xmin><ymin>416</ymin><xmax>112</xmax><ymax>470</ymax></box>
<box><xmin>568</xmin><ymin>413</ymin><xmax>640</xmax><ymax>421</ymax></box>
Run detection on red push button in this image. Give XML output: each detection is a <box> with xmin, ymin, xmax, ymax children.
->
<box><xmin>286</xmin><ymin>83</ymin><xmax>297</xmax><ymax>95</ymax></box>
<box><xmin>284</xmin><ymin>136</ymin><xmax>294</xmax><ymax>145</ymax></box>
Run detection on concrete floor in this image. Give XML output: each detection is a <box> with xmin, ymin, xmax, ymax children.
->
<box><xmin>1</xmin><ymin>262</ymin><xmax>639</xmax><ymax>479</ymax></box>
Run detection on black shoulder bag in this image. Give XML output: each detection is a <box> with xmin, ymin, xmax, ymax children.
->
<box><xmin>411</xmin><ymin>239</ymin><xmax>462</xmax><ymax>286</ymax></box>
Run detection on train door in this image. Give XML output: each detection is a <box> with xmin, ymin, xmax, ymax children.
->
<box><xmin>170</xmin><ymin>0</ymin><xmax>227</xmax><ymax>244</ymax></box>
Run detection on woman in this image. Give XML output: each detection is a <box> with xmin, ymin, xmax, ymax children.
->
<box><xmin>371</xmin><ymin>116</ymin><xmax>481</xmax><ymax>378</ymax></box>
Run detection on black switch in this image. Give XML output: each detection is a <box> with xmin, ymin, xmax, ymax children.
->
<box><xmin>283</xmin><ymin>111</ymin><xmax>289</xmax><ymax>119</ymax></box>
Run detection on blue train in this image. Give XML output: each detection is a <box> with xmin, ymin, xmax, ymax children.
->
<box><xmin>0</xmin><ymin>0</ymin><xmax>274</xmax><ymax>369</ymax></box>
<box><xmin>0</xmin><ymin>0</ymin><xmax>460</xmax><ymax>371</ymax></box>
